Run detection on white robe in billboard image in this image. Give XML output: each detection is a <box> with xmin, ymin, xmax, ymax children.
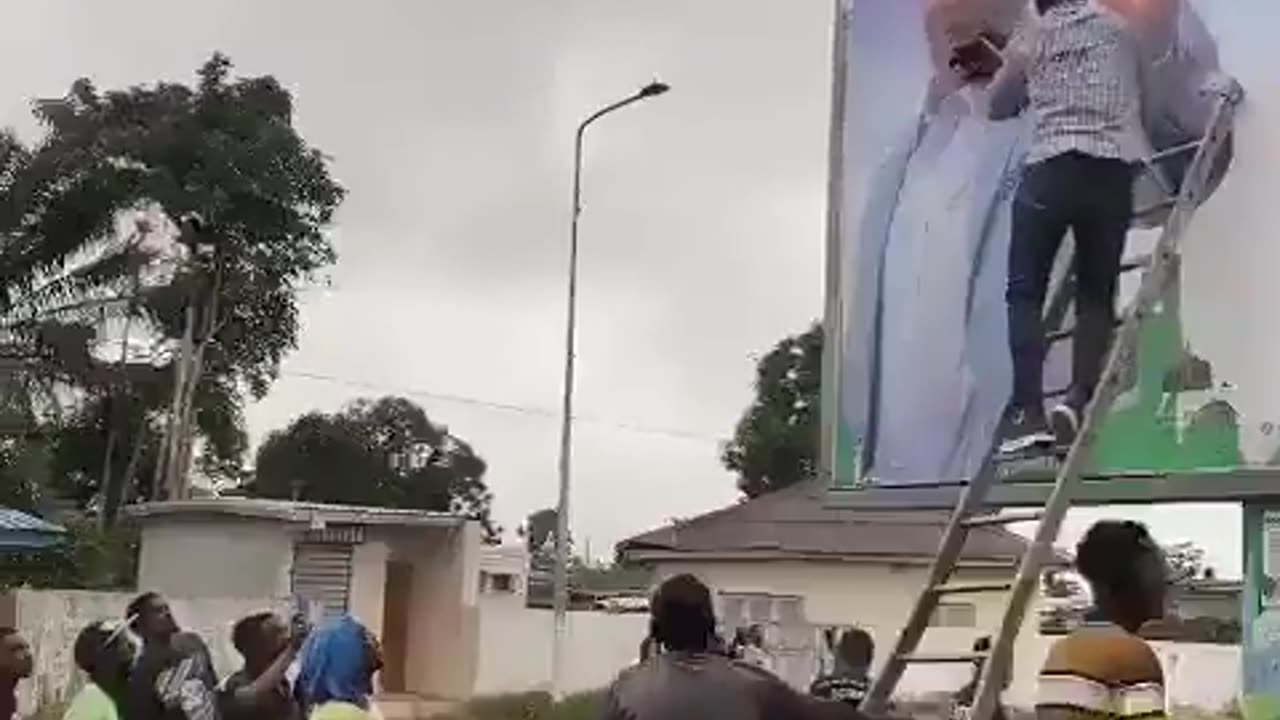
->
<box><xmin>839</xmin><ymin>0</ymin><xmax>1234</xmax><ymax>487</ymax></box>
<box><xmin>873</xmin><ymin>85</ymin><xmax>1026</xmax><ymax>485</ymax></box>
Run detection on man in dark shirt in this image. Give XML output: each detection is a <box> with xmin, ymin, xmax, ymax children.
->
<box><xmin>0</xmin><ymin>627</ymin><xmax>33</xmax><ymax>720</ymax></box>
<box><xmin>220</xmin><ymin>612</ymin><xmax>306</xmax><ymax>720</ymax></box>
<box><xmin>125</xmin><ymin>592</ymin><xmax>221</xmax><ymax>720</ymax></box>
<box><xmin>602</xmin><ymin>574</ymin><xmax>861</xmax><ymax>720</ymax></box>
<box><xmin>810</xmin><ymin>628</ymin><xmax>874</xmax><ymax>707</ymax></box>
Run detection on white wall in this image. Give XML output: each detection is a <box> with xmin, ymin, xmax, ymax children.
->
<box><xmin>6</xmin><ymin>589</ymin><xmax>284</xmax><ymax>716</ymax></box>
<box><xmin>138</xmin><ymin>517</ymin><xmax>293</xmax><ymax>599</ymax></box>
<box><xmin>473</xmin><ymin>600</ymin><xmax>647</xmax><ymax>697</ymax></box>
<box><xmin>350</xmin><ymin>539</ymin><xmax>390</xmax><ymax>639</ymax></box>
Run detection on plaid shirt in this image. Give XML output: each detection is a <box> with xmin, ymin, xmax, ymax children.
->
<box><xmin>990</xmin><ymin>0</ymin><xmax>1150</xmax><ymax>165</ymax></box>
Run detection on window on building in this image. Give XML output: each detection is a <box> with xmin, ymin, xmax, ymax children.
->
<box><xmin>718</xmin><ymin>592</ymin><xmax>809</xmax><ymax>649</ymax></box>
<box><xmin>930</xmin><ymin>602</ymin><xmax>977</xmax><ymax>628</ymax></box>
<box><xmin>491</xmin><ymin>572</ymin><xmax>515</xmax><ymax>593</ymax></box>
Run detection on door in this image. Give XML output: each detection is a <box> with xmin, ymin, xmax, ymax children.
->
<box><xmin>291</xmin><ymin>542</ymin><xmax>354</xmax><ymax>620</ymax></box>
<box><xmin>380</xmin><ymin>561</ymin><xmax>413</xmax><ymax>693</ymax></box>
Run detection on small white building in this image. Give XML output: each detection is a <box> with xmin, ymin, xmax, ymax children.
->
<box><xmin>127</xmin><ymin>499</ymin><xmax>483</xmax><ymax>702</ymax></box>
<box><xmin>478</xmin><ymin>545</ymin><xmax>528</xmax><ymax>602</ymax></box>
<box><xmin>617</xmin><ymin>484</ymin><xmax>1056</xmax><ymax>702</ymax></box>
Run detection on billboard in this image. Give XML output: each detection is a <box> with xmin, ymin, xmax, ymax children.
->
<box><xmin>825</xmin><ymin>0</ymin><xmax>1279</xmax><ymax>489</ymax></box>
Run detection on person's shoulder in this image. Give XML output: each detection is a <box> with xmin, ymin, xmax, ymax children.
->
<box><xmin>1042</xmin><ymin>625</ymin><xmax>1163</xmax><ymax>683</ymax></box>
<box><xmin>1039</xmin><ymin>626</ymin><xmax>1164</xmax><ymax>714</ymax></box>
<box><xmin>1087</xmin><ymin>2</ymin><xmax>1134</xmax><ymax>37</ymax></box>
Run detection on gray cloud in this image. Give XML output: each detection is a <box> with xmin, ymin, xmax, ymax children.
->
<box><xmin>0</xmin><ymin>0</ymin><xmax>1237</xmax><ymax>565</ymax></box>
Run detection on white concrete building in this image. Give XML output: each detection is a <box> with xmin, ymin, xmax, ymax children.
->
<box><xmin>616</xmin><ymin>484</ymin><xmax>1055</xmax><ymax>701</ymax></box>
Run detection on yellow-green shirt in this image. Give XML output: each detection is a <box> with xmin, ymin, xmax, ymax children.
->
<box><xmin>309</xmin><ymin>702</ymin><xmax>381</xmax><ymax>720</ymax></box>
<box><xmin>61</xmin><ymin>683</ymin><xmax>118</xmax><ymax>720</ymax></box>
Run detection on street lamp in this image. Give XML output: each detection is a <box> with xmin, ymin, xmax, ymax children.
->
<box><xmin>551</xmin><ymin>79</ymin><xmax>670</xmax><ymax>697</ymax></box>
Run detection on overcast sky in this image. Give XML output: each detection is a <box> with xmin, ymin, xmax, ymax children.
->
<box><xmin>0</xmin><ymin>0</ymin><xmax>1244</xmax><ymax>572</ymax></box>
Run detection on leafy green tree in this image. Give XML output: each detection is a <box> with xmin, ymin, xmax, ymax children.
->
<box><xmin>251</xmin><ymin>396</ymin><xmax>500</xmax><ymax>542</ymax></box>
<box><xmin>0</xmin><ymin>53</ymin><xmax>343</xmax><ymax>520</ymax></box>
<box><xmin>722</xmin><ymin>322</ymin><xmax>822</xmax><ymax>497</ymax></box>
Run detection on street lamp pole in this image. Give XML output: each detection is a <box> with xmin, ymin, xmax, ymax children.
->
<box><xmin>552</xmin><ymin>80</ymin><xmax>669</xmax><ymax>697</ymax></box>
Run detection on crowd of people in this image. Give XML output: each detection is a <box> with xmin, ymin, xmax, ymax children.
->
<box><xmin>0</xmin><ymin>518</ymin><xmax>1175</xmax><ymax>720</ymax></box>
<box><xmin>0</xmin><ymin>591</ymin><xmax>384</xmax><ymax>720</ymax></box>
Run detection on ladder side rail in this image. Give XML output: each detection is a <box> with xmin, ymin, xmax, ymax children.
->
<box><xmin>864</xmin><ymin>189</ymin><xmax>1086</xmax><ymax>714</ymax></box>
<box><xmin>966</xmin><ymin>93</ymin><xmax>1239</xmax><ymax>720</ymax></box>
<box><xmin>862</xmin><ymin>451</ymin><xmax>1003</xmax><ymax>712</ymax></box>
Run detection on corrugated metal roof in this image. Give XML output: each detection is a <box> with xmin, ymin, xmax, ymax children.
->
<box><xmin>0</xmin><ymin>506</ymin><xmax>64</xmax><ymax>534</ymax></box>
<box><xmin>124</xmin><ymin>498</ymin><xmax>466</xmax><ymax>528</ymax></box>
<box><xmin>0</xmin><ymin>506</ymin><xmax>65</xmax><ymax>550</ymax></box>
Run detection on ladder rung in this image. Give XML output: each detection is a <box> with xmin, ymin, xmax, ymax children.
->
<box><xmin>899</xmin><ymin>652</ymin><xmax>986</xmax><ymax>664</ymax></box>
<box><xmin>935</xmin><ymin>581</ymin><xmax>1012</xmax><ymax>595</ymax></box>
<box><xmin>1120</xmin><ymin>253</ymin><xmax>1152</xmax><ymax>273</ymax></box>
<box><xmin>963</xmin><ymin>510</ymin><xmax>1044</xmax><ymax>528</ymax></box>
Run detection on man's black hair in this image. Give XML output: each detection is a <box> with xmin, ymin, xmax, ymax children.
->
<box><xmin>231</xmin><ymin>612</ymin><xmax>276</xmax><ymax>656</ymax></box>
<box><xmin>126</xmin><ymin>591</ymin><xmax>161</xmax><ymax>629</ymax></box>
<box><xmin>836</xmin><ymin>628</ymin><xmax>874</xmax><ymax>668</ymax></box>
<box><xmin>0</xmin><ymin>627</ymin><xmax>15</xmax><ymax>640</ymax></box>
<box><xmin>1075</xmin><ymin>520</ymin><xmax>1159</xmax><ymax>596</ymax></box>
<box><xmin>73</xmin><ymin>623</ymin><xmax>113</xmax><ymax>676</ymax></box>
<box><xmin>651</xmin><ymin>574</ymin><xmax>716</xmax><ymax>652</ymax></box>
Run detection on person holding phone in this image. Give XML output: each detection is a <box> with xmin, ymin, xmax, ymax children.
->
<box><xmin>220</xmin><ymin>612</ymin><xmax>308</xmax><ymax>720</ymax></box>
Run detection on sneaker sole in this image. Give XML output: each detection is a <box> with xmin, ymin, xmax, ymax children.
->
<box><xmin>1050</xmin><ymin>406</ymin><xmax>1080</xmax><ymax>446</ymax></box>
<box><xmin>998</xmin><ymin>432</ymin><xmax>1055</xmax><ymax>455</ymax></box>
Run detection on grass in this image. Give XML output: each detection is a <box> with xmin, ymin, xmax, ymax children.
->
<box><xmin>430</xmin><ymin>690</ymin><xmax>604</xmax><ymax>720</ymax></box>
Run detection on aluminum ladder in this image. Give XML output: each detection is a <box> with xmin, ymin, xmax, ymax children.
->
<box><xmin>861</xmin><ymin>87</ymin><xmax>1242</xmax><ymax>720</ymax></box>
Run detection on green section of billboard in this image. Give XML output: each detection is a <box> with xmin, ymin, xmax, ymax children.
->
<box><xmin>832</xmin><ymin>260</ymin><xmax>1248</xmax><ymax>488</ymax></box>
<box><xmin>1090</xmin><ymin>262</ymin><xmax>1243</xmax><ymax>473</ymax></box>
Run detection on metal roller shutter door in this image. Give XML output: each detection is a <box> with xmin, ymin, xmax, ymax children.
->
<box><xmin>291</xmin><ymin>542</ymin><xmax>353</xmax><ymax>619</ymax></box>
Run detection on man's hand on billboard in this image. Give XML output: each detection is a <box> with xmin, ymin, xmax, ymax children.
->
<box><xmin>1201</xmin><ymin>71</ymin><xmax>1244</xmax><ymax>103</ymax></box>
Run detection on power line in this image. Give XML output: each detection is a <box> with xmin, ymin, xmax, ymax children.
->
<box><xmin>281</xmin><ymin>369</ymin><xmax>726</xmax><ymax>445</ymax></box>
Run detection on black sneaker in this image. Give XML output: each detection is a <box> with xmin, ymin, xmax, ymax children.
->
<box><xmin>1050</xmin><ymin>397</ymin><xmax>1084</xmax><ymax>447</ymax></box>
<box><xmin>998</xmin><ymin>406</ymin><xmax>1054</xmax><ymax>455</ymax></box>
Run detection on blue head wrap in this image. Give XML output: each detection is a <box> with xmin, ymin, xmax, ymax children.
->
<box><xmin>296</xmin><ymin>615</ymin><xmax>373</xmax><ymax>710</ymax></box>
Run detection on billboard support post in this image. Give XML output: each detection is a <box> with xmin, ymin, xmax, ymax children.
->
<box><xmin>819</xmin><ymin>0</ymin><xmax>850</xmax><ymax>488</ymax></box>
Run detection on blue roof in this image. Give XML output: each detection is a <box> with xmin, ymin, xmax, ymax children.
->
<box><xmin>0</xmin><ymin>506</ymin><xmax>65</xmax><ymax>550</ymax></box>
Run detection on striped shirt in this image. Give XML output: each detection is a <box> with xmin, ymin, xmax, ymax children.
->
<box><xmin>989</xmin><ymin>0</ymin><xmax>1150</xmax><ymax>165</ymax></box>
<box><xmin>1037</xmin><ymin>624</ymin><xmax>1166</xmax><ymax>720</ymax></box>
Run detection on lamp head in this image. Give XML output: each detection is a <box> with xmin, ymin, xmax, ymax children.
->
<box><xmin>639</xmin><ymin>81</ymin><xmax>670</xmax><ymax>98</ymax></box>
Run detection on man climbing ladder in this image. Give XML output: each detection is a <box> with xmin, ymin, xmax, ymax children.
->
<box><xmin>987</xmin><ymin>0</ymin><xmax>1154</xmax><ymax>455</ymax></box>
<box><xmin>857</xmin><ymin>1</ymin><xmax>1243</xmax><ymax>718</ymax></box>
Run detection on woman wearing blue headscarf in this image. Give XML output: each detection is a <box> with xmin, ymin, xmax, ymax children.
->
<box><xmin>296</xmin><ymin>616</ymin><xmax>384</xmax><ymax>720</ymax></box>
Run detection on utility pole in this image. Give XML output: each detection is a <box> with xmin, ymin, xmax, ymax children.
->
<box><xmin>551</xmin><ymin>80</ymin><xmax>669</xmax><ymax>698</ymax></box>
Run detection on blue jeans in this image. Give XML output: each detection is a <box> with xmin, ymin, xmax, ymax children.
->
<box><xmin>1007</xmin><ymin>151</ymin><xmax>1134</xmax><ymax>412</ymax></box>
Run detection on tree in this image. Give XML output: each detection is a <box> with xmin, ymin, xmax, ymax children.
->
<box><xmin>1164</xmin><ymin>540</ymin><xmax>1210</xmax><ymax>586</ymax></box>
<box><xmin>722</xmin><ymin>322</ymin><xmax>823</xmax><ymax>497</ymax></box>
<box><xmin>518</xmin><ymin>507</ymin><xmax>569</xmax><ymax>576</ymax></box>
<box><xmin>250</xmin><ymin>396</ymin><xmax>500</xmax><ymax>542</ymax></box>
<box><xmin>0</xmin><ymin>53</ymin><xmax>343</xmax><ymax>521</ymax></box>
